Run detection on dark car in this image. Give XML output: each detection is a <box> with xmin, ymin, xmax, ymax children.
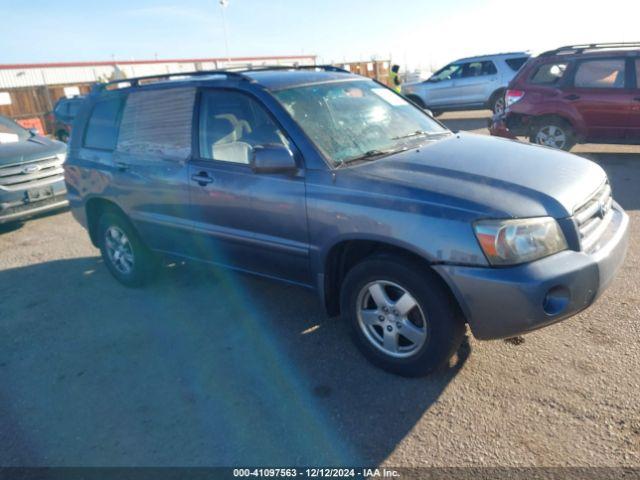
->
<box><xmin>490</xmin><ymin>42</ymin><xmax>640</xmax><ymax>150</ymax></box>
<box><xmin>0</xmin><ymin>115</ymin><xmax>68</xmax><ymax>224</ymax></box>
<box><xmin>51</xmin><ymin>96</ymin><xmax>86</xmax><ymax>142</ymax></box>
<box><xmin>64</xmin><ymin>67</ymin><xmax>628</xmax><ymax>377</ymax></box>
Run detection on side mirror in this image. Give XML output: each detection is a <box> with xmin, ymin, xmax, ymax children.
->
<box><xmin>28</xmin><ymin>128</ymin><xmax>39</xmax><ymax>137</ymax></box>
<box><xmin>251</xmin><ymin>144</ymin><xmax>297</xmax><ymax>174</ymax></box>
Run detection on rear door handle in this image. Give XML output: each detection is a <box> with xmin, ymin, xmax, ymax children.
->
<box><xmin>191</xmin><ymin>172</ymin><xmax>214</xmax><ymax>186</ymax></box>
<box><xmin>564</xmin><ymin>94</ymin><xmax>580</xmax><ymax>101</ymax></box>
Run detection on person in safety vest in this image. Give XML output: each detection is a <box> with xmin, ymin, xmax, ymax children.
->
<box><xmin>390</xmin><ymin>64</ymin><xmax>401</xmax><ymax>93</ymax></box>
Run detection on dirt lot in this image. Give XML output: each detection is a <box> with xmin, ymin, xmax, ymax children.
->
<box><xmin>0</xmin><ymin>111</ymin><xmax>638</xmax><ymax>467</ymax></box>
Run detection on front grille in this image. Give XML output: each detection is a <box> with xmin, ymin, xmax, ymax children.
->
<box><xmin>573</xmin><ymin>181</ymin><xmax>613</xmax><ymax>252</ymax></box>
<box><xmin>0</xmin><ymin>155</ymin><xmax>65</xmax><ymax>191</ymax></box>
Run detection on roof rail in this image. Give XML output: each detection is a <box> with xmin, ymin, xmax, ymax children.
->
<box><xmin>90</xmin><ymin>64</ymin><xmax>350</xmax><ymax>93</ymax></box>
<box><xmin>540</xmin><ymin>42</ymin><xmax>640</xmax><ymax>56</ymax></box>
<box><xmin>91</xmin><ymin>69</ymin><xmax>255</xmax><ymax>93</ymax></box>
<box><xmin>227</xmin><ymin>64</ymin><xmax>350</xmax><ymax>73</ymax></box>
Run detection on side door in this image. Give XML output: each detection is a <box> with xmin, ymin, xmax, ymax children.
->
<box><xmin>187</xmin><ymin>88</ymin><xmax>311</xmax><ymax>285</ymax></box>
<box><xmin>563</xmin><ymin>57</ymin><xmax>632</xmax><ymax>141</ymax></box>
<box><xmin>451</xmin><ymin>61</ymin><xmax>499</xmax><ymax>106</ymax></box>
<box><xmin>627</xmin><ymin>57</ymin><xmax>640</xmax><ymax>142</ymax></box>
<box><xmin>110</xmin><ymin>87</ymin><xmax>196</xmax><ymax>255</ymax></box>
<box><xmin>423</xmin><ymin>63</ymin><xmax>462</xmax><ymax>107</ymax></box>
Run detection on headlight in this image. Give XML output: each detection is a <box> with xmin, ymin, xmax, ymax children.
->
<box><xmin>56</xmin><ymin>152</ymin><xmax>66</xmax><ymax>163</ymax></box>
<box><xmin>473</xmin><ymin>217</ymin><xmax>567</xmax><ymax>266</ymax></box>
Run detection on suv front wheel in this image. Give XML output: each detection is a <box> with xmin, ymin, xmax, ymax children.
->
<box><xmin>98</xmin><ymin>211</ymin><xmax>158</xmax><ymax>287</ymax></box>
<box><xmin>340</xmin><ymin>256</ymin><xmax>465</xmax><ymax>377</ymax></box>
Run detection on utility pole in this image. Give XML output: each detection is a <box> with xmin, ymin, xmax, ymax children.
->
<box><xmin>219</xmin><ymin>0</ymin><xmax>230</xmax><ymax>62</ymax></box>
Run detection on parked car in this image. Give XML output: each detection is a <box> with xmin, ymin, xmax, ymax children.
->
<box><xmin>0</xmin><ymin>115</ymin><xmax>68</xmax><ymax>224</ymax></box>
<box><xmin>51</xmin><ymin>96</ymin><xmax>86</xmax><ymax>142</ymax></box>
<box><xmin>401</xmin><ymin>52</ymin><xmax>530</xmax><ymax>115</ymax></box>
<box><xmin>490</xmin><ymin>43</ymin><xmax>640</xmax><ymax>150</ymax></box>
<box><xmin>64</xmin><ymin>67</ymin><xmax>628</xmax><ymax>376</ymax></box>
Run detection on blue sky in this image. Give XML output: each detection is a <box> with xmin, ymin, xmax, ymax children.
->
<box><xmin>1</xmin><ymin>0</ymin><xmax>638</xmax><ymax>70</ymax></box>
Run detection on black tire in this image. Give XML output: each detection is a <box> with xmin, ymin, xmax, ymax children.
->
<box><xmin>490</xmin><ymin>90</ymin><xmax>506</xmax><ymax>114</ymax></box>
<box><xmin>97</xmin><ymin>211</ymin><xmax>157</xmax><ymax>287</ymax></box>
<box><xmin>340</xmin><ymin>255</ymin><xmax>465</xmax><ymax>377</ymax></box>
<box><xmin>56</xmin><ymin>130</ymin><xmax>69</xmax><ymax>143</ymax></box>
<box><xmin>529</xmin><ymin>117</ymin><xmax>576</xmax><ymax>151</ymax></box>
<box><xmin>405</xmin><ymin>94</ymin><xmax>427</xmax><ymax>109</ymax></box>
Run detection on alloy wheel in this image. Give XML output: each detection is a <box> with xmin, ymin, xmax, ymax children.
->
<box><xmin>535</xmin><ymin>125</ymin><xmax>567</xmax><ymax>149</ymax></box>
<box><xmin>356</xmin><ymin>280</ymin><xmax>428</xmax><ymax>358</ymax></box>
<box><xmin>493</xmin><ymin>97</ymin><xmax>506</xmax><ymax>115</ymax></box>
<box><xmin>105</xmin><ymin>226</ymin><xmax>135</xmax><ymax>275</ymax></box>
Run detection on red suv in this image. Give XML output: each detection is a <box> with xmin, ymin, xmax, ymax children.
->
<box><xmin>490</xmin><ymin>43</ymin><xmax>640</xmax><ymax>150</ymax></box>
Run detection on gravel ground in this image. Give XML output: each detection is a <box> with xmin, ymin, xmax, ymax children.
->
<box><xmin>0</xmin><ymin>111</ymin><xmax>638</xmax><ymax>467</ymax></box>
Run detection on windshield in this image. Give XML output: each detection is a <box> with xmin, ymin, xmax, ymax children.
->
<box><xmin>273</xmin><ymin>80</ymin><xmax>449</xmax><ymax>166</ymax></box>
<box><xmin>0</xmin><ymin>116</ymin><xmax>29</xmax><ymax>143</ymax></box>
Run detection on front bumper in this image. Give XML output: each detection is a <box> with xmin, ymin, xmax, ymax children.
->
<box><xmin>434</xmin><ymin>203</ymin><xmax>629</xmax><ymax>340</ymax></box>
<box><xmin>0</xmin><ymin>180</ymin><xmax>68</xmax><ymax>224</ymax></box>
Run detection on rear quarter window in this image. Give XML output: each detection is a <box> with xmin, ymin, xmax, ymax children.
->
<box><xmin>505</xmin><ymin>57</ymin><xmax>529</xmax><ymax>71</ymax></box>
<box><xmin>528</xmin><ymin>62</ymin><xmax>568</xmax><ymax>85</ymax></box>
<box><xmin>83</xmin><ymin>97</ymin><xmax>125</xmax><ymax>150</ymax></box>
<box><xmin>117</xmin><ymin>88</ymin><xmax>196</xmax><ymax>160</ymax></box>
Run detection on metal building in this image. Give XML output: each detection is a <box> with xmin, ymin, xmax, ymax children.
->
<box><xmin>0</xmin><ymin>55</ymin><xmax>316</xmax><ymax>135</ymax></box>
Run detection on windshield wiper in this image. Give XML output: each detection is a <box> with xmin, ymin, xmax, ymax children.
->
<box><xmin>341</xmin><ymin>147</ymin><xmax>408</xmax><ymax>166</ymax></box>
<box><xmin>391</xmin><ymin>130</ymin><xmax>448</xmax><ymax>140</ymax></box>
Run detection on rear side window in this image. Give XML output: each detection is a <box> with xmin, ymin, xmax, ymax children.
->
<box><xmin>505</xmin><ymin>57</ymin><xmax>529</xmax><ymax>71</ymax></box>
<box><xmin>460</xmin><ymin>61</ymin><xmax>497</xmax><ymax>78</ymax></box>
<box><xmin>574</xmin><ymin>59</ymin><xmax>626</xmax><ymax>88</ymax></box>
<box><xmin>117</xmin><ymin>88</ymin><xmax>196</xmax><ymax>160</ymax></box>
<box><xmin>529</xmin><ymin>62</ymin><xmax>568</xmax><ymax>85</ymax></box>
<box><xmin>83</xmin><ymin>97</ymin><xmax>125</xmax><ymax>150</ymax></box>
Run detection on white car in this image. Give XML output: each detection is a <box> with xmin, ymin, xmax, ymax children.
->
<box><xmin>402</xmin><ymin>52</ymin><xmax>530</xmax><ymax>115</ymax></box>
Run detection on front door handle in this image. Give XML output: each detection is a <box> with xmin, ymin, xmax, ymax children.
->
<box><xmin>564</xmin><ymin>94</ymin><xmax>580</xmax><ymax>101</ymax></box>
<box><xmin>115</xmin><ymin>161</ymin><xmax>130</xmax><ymax>172</ymax></box>
<box><xmin>191</xmin><ymin>172</ymin><xmax>214</xmax><ymax>186</ymax></box>
<box><xmin>633</xmin><ymin>97</ymin><xmax>640</xmax><ymax>102</ymax></box>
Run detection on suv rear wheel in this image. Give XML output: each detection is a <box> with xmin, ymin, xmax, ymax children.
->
<box><xmin>530</xmin><ymin>117</ymin><xmax>575</xmax><ymax>151</ymax></box>
<box><xmin>98</xmin><ymin>211</ymin><xmax>157</xmax><ymax>287</ymax></box>
<box><xmin>491</xmin><ymin>93</ymin><xmax>506</xmax><ymax>115</ymax></box>
<box><xmin>340</xmin><ymin>256</ymin><xmax>465</xmax><ymax>377</ymax></box>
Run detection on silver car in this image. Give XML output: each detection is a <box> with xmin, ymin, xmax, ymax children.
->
<box><xmin>402</xmin><ymin>52</ymin><xmax>530</xmax><ymax>115</ymax></box>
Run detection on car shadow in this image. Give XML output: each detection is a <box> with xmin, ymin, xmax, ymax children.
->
<box><xmin>0</xmin><ymin>207</ymin><xmax>69</xmax><ymax>235</ymax></box>
<box><xmin>0</xmin><ymin>257</ymin><xmax>470</xmax><ymax>466</ymax></box>
<box><xmin>439</xmin><ymin>115</ymin><xmax>490</xmax><ymax>133</ymax></box>
<box><xmin>575</xmin><ymin>152</ymin><xmax>640</xmax><ymax>211</ymax></box>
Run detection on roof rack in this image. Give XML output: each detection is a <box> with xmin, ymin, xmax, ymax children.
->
<box><xmin>92</xmin><ymin>69</ymin><xmax>255</xmax><ymax>92</ymax></box>
<box><xmin>541</xmin><ymin>42</ymin><xmax>640</xmax><ymax>56</ymax></box>
<box><xmin>226</xmin><ymin>64</ymin><xmax>349</xmax><ymax>73</ymax></box>
<box><xmin>91</xmin><ymin>64</ymin><xmax>349</xmax><ymax>92</ymax></box>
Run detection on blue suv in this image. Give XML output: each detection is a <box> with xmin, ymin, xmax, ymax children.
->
<box><xmin>64</xmin><ymin>67</ymin><xmax>629</xmax><ymax>376</ymax></box>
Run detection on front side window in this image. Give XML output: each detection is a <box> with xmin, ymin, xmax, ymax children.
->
<box><xmin>117</xmin><ymin>88</ymin><xmax>195</xmax><ymax>160</ymax></box>
<box><xmin>429</xmin><ymin>64</ymin><xmax>462</xmax><ymax>82</ymax></box>
<box><xmin>274</xmin><ymin>80</ymin><xmax>449</xmax><ymax>167</ymax></box>
<box><xmin>574</xmin><ymin>59</ymin><xmax>626</xmax><ymax>89</ymax></box>
<box><xmin>198</xmin><ymin>90</ymin><xmax>289</xmax><ymax>164</ymax></box>
<box><xmin>83</xmin><ymin>96</ymin><xmax>125</xmax><ymax>150</ymax></box>
<box><xmin>529</xmin><ymin>62</ymin><xmax>568</xmax><ymax>85</ymax></box>
<box><xmin>636</xmin><ymin>59</ymin><xmax>640</xmax><ymax>88</ymax></box>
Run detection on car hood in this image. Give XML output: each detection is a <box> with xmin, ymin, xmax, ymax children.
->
<box><xmin>348</xmin><ymin>132</ymin><xmax>606</xmax><ymax>219</ymax></box>
<box><xmin>0</xmin><ymin>135</ymin><xmax>66</xmax><ymax>166</ymax></box>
